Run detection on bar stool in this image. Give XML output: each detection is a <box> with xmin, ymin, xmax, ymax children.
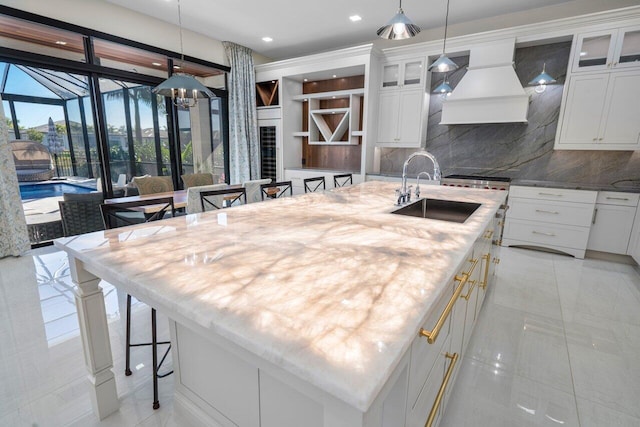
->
<box><xmin>99</xmin><ymin>197</ymin><xmax>175</xmax><ymax>410</ymax></box>
<box><xmin>199</xmin><ymin>187</ymin><xmax>247</xmax><ymax>211</ymax></box>
<box><xmin>333</xmin><ymin>173</ymin><xmax>353</xmax><ymax>188</ymax></box>
<box><xmin>304</xmin><ymin>176</ymin><xmax>325</xmax><ymax>193</ymax></box>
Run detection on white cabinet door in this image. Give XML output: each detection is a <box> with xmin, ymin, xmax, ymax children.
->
<box><xmin>572</xmin><ymin>30</ymin><xmax>617</xmax><ymax>73</ymax></box>
<box><xmin>398</xmin><ymin>90</ymin><xmax>424</xmax><ymax>144</ymax></box>
<box><xmin>612</xmin><ymin>26</ymin><xmax>640</xmax><ymax>70</ymax></box>
<box><xmin>377</xmin><ymin>91</ymin><xmax>400</xmax><ymax>143</ymax></box>
<box><xmin>600</xmin><ymin>71</ymin><xmax>640</xmax><ymax>147</ymax></box>
<box><xmin>558</xmin><ymin>74</ymin><xmax>608</xmax><ymax>144</ymax></box>
<box><xmin>629</xmin><ymin>206</ymin><xmax>640</xmax><ymax>262</ymax></box>
<box><xmin>587</xmin><ymin>204</ymin><xmax>637</xmax><ymax>254</ymax></box>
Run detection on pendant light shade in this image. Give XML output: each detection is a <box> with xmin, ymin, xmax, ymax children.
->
<box><xmin>427</xmin><ymin>0</ymin><xmax>458</xmax><ymax>73</ymax></box>
<box><xmin>528</xmin><ymin>63</ymin><xmax>556</xmax><ymax>93</ymax></box>
<box><xmin>377</xmin><ymin>0</ymin><xmax>421</xmax><ymax>40</ymax></box>
<box><xmin>433</xmin><ymin>77</ymin><xmax>452</xmax><ymax>97</ymax></box>
<box><xmin>152</xmin><ymin>0</ymin><xmax>213</xmax><ymax>108</ymax></box>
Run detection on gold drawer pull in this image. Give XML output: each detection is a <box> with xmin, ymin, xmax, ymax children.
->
<box><xmin>538</xmin><ymin>192</ymin><xmax>563</xmax><ymax>197</ymax></box>
<box><xmin>532</xmin><ymin>230</ymin><xmax>555</xmax><ymax>237</ymax></box>
<box><xmin>483</xmin><ymin>230</ymin><xmax>494</xmax><ymax>239</ymax></box>
<box><xmin>425</xmin><ymin>352</ymin><xmax>459</xmax><ymax>427</ymax></box>
<box><xmin>481</xmin><ymin>253</ymin><xmax>490</xmax><ymax>289</ymax></box>
<box><xmin>535</xmin><ymin>209</ymin><xmax>559</xmax><ymax>214</ymax></box>
<box><xmin>492</xmin><ymin>257</ymin><xmax>500</xmax><ymax>264</ymax></box>
<box><xmin>461</xmin><ymin>280</ymin><xmax>477</xmax><ymax>300</ymax></box>
<box><xmin>419</xmin><ymin>258</ymin><xmax>478</xmax><ymax>344</ymax></box>
<box><xmin>606</xmin><ymin>196</ymin><xmax>629</xmax><ymax>201</ymax></box>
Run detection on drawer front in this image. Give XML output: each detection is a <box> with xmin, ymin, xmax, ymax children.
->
<box><xmin>596</xmin><ymin>191</ymin><xmax>640</xmax><ymax>207</ymax></box>
<box><xmin>507</xmin><ymin>198</ymin><xmax>594</xmax><ymax>227</ymax></box>
<box><xmin>510</xmin><ymin>186</ymin><xmax>597</xmax><ymax>204</ymax></box>
<box><xmin>504</xmin><ymin>218</ymin><xmax>591</xmax><ymax>249</ymax></box>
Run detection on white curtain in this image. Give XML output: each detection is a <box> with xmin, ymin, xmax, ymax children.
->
<box><xmin>222</xmin><ymin>41</ymin><xmax>260</xmax><ymax>184</ymax></box>
<box><xmin>0</xmin><ymin>96</ymin><xmax>30</xmax><ymax>258</ymax></box>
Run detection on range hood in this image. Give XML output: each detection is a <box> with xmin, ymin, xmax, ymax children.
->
<box><xmin>440</xmin><ymin>39</ymin><xmax>529</xmax><ymax>124</ymax></box>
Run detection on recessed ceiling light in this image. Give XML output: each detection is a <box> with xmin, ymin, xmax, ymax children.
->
<box><xmin>152</xmin><ymin>62</ymin><xmax>162</xmax><ymax>66</ymax></box>
<box><xmin>303</xmin><ymin>78</ymin><xmax>308</xmax><ymax>82</ymax></box>
<box><xmin>173</xmin><ymin>65</ymin><xmax>181</xmax><ymax>69</ymax></box>
<box><xmin>332</xmin><ymin>74</ymin><xmax>337</xmax><ymax>78</ymax></box>
<box><xmin>262</xmin><ymin>37</ymin><xmax>273</xmax><ymax>42</ymax></box>
<box><xmin>349</xmin><ymin>15</ymin><xmax>362</xmax><ymax>22</ymax></box>
<box><xmin>332</xmin><ymin>96</ymin><xmax>336</xmax><ymax>99</ymax></box>
<box><xmin>579</xmin><ymin>51</ymin><xmax>587</xmax><ymax>56</ymax></box>
<box><xmin>55</xmin><ymin>40</ymin><xmax>67</xmax><ymax>45</ymax></box>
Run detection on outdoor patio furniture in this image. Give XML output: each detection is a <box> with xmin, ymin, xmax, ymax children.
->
<box><xmin>58</xmin><ymin>192</ymin><xmax>105</xmax><ymax>237</ymax></box>
<box><xmin>10</xmin><ymin>140</ymin><xmax>54</xmax><ymax>182</ymax></box>
<box><xmin>131</xmin><ymin>175</ymin><xmax>174</xmax><ymax>195</ymax></box>
<box><xmin>181</xmin><ymin>172</ymin><xmax>220</xmax><ymax>188</ymax></box>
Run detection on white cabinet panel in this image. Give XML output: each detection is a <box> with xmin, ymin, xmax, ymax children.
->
<box><xmin>506</xmin><ymin>198</ymin><xmax>594</xmax><ymax>227</ymax></box>
<box><xmin>558</xmin><ymin>74</ymin><xmax>608</xmax><ymax>144</ymax></box>
<box><xmin>629</xmin><ymin>205</ymin><xmax>640</xmax><ymax>262</ymax></box>
<box><xmin>600</xmin><ymin>71</ymin><xmax>640</xmax><ymax>147</ymax></box>
<box><xmin>377</xmin><ymin>92</ymin><xmax>400</xmax><ymax>143</ymax></box>
<box><xmin>587</xmin><ymin>204</ymin><xmax>637</xmax><ymax>254</ymax></box>
<box><xmin>398</xmin><ymin>91</ymin><xmax>424</xmax><ymax>143</ymax></box>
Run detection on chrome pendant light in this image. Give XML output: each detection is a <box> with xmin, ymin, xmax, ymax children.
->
<box><xmin>433</xmin><ymin>75</ymin><xmax>452</xmax><ymax>98</ymax></box>
<box><xmin>528</xmin><ymin>63</ymin><xmax>556</xmax><ymax>93</ymax></box>
<box><xmin>153</xmin><ymin>0</ymin><xmax>214</xmax><ymax>108</ymax></box>
<box><xmin>377</xmin><ymin>0</ymin><xmax>421</xmax><ymax>40</ymax></box>
<box><xmin>428</xmin><ymin>0</ymin><xmax>458</xmax><ymax>73</ymax></box>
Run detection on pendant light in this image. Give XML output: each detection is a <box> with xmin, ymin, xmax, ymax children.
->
<box><xmin>377</xmin><ymin>0</ymin><xmax>421</xmax><ymax>40</ymax></box>
<box><xmin>433</xmin><ymin>75</ymin><xmax>452</xmax><ymax>98</ymax></box>
<box><xmin>153</xmin><ymin>0</ymin><xmax>214</xmax><ymax>108</ymax></box>
<box><xmin>428</xmin><ymin>0</ymin><xmax>458</xmax><ymax>73</ymax></box>
<box><xmin>528</xmin><ymin>63</ymin><xmax>556</xmax><ymax>93</ymax></box>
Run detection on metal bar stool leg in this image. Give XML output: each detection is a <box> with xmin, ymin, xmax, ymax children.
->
<box><xmin>125</xmin><ymin>294</ymin><xmax>132</xmax><ymax>376</ymax></box>
<box><xmin>152</xmin><ymin>308</ymin><xmax>160</xmax><ymax>410</ymax></box>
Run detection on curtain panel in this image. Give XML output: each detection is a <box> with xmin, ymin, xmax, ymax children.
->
<box><xmin>222</xmin><ymin>41</ymin><xmax>260</xmax><ymax>184</ymax></box>
<box><xmin>0</xmin><ymin>96</ymin><xmax>30</xmax><ymax>257</ymax></box>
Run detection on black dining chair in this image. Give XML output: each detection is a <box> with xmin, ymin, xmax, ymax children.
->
<box><xmin>99</xmin><ymin>197</ymin><xmax>175</xmax><ymax>410</ymax></box>
<box><xmin>333</xmin><ymin>173</ymin><xmax>353</xmax><ymax>188</ymax></box>
<box><xmin>260</xmin><ymin>181</ymin><xmax>293</xmax><ymax>200</ymax></box>
<box><xmin>199</xmin><ymin>187</ymin><xmax>247</xmax><ymax>211</ymax></box>
<box><xmin>58</xmin><ymin>192</ymin><xmax>105</xmax><ymax>237</ymax></box>
<box><xmin>303</xmin><ymin>176</ymin><xmax>326</xmax><ymax>193</ymax></box>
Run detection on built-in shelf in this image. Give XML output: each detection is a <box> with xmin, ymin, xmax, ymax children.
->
<box><xmin>292</xmin><ymin>131</ymin><xmax>310</xmax><ymax>137</ymax></box>
<box><xmin>256</xmin><ymin>80</ymin><xmax>279</xmax><ymax>107</ymax></box>
<box><xmin>292</xmin><ymin>88</ymin><xmax>365</xmax><ymax>102</ymax></box>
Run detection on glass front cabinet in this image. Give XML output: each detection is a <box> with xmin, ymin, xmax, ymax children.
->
<box><xmin>572</xmin><ymin>26</ymin><xmax>640</xmax><ymax>72</ymax></box>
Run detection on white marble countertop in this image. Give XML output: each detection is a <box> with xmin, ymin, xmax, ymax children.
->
<box><xmin>54</xmin><ymin>181</ymin><xmax>506</xmax><ymax>412</ymax></box>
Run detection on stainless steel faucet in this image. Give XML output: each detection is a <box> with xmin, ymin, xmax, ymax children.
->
<box><xmin>398</xmin><ymin>151</ymin><xmax>441</xmax><ymax>205</ymax></box>
<box><xmin>415</xmin><ymin>171</ymin><xmax>432</xmax><ymax>199</ymax></box>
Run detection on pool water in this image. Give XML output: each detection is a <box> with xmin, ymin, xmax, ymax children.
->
<box><xmin>20</xmin><ymin>183</ymin><xmax>94</xmax><ymax>200</ymax></box>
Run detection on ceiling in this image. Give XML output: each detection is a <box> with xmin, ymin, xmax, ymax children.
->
<box><xmin>105</xmin><ymin>0</ymin><xmax>579</xmax><ymax>60</ymax></box>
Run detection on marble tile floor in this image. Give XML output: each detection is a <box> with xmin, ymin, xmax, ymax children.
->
<box><xmin>0</xmin><ymin>245</ymin><xmax>639</xmax><ymax>426</ymax></box>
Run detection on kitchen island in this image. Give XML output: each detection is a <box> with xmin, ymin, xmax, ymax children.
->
<box><xmin>54</xmin><ymin>181</ymin><xmax>506</xmax><ymax>427</ymax></box>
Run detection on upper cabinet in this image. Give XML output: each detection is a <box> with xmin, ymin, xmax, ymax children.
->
<box><xmin>556</xmin><ymin>70</ymin><xmax>640</xmax><ymax>150</ymax></box>
<box><xmin>376</xmin><ymin>58</ymin><xmax>429</xmax><ymax>147</ymax></box>
<box><xmin>572</xmin><ymin>26</ymin><xmax>640</xmax><ymax>73</ymax></box>
<box><xmin>381</xmin><ymin>59</ymin><xmax>425</xmax><ymax>90</ymax></box>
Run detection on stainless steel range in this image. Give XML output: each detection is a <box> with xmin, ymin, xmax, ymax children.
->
<box><xmin>441</xmin><ymin>175</ymin><xmax>511</xmax><ymax>245</ymax></box>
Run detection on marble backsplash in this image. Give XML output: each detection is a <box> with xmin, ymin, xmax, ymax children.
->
<box><xmin>379</xmin><ymin>42</ymin><xmax>640</xmax><ymax>189</ymax></box>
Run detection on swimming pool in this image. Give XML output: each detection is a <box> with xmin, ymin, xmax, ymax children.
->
<box><xmin>20</xmin><ymin>182</ymin><xmax>95</xmax><ymax>200</ymax></box>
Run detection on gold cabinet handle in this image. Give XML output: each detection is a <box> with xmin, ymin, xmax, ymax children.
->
<box><xmin>481</xmin><ymin>253</ymin><xmax>490</xmax><ymax>289</ymax></box>
<box><xmin>424</xmin><ymin>352</ymin><xmax>459</xmax><ymax>427</ymax></box>
<box><xmin>461</xmin><ymin>280</ymin><xmax>477</xmax><ymax>300</ymax></box>
<box><xmin>492</xmin><ymin>257</ymin><xmax>500</xmax><ymax>264</ymax></box>
<box><xmin>419</xmin><ymin>258</ymin><xmax>478</xmax><ymax>344</ymax></box>
<box><xmin>483</xmin><ymin>230</ymin><xmax>494</xmax><ymax>239</ymax></box>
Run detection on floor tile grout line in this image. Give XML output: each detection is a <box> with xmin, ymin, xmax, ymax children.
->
<box><xmin>551</xmin><ymin>253</ymin><xmax>583</xmax><ymax>427</ymax></box>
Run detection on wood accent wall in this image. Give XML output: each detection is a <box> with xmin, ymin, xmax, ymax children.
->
<box><xmin>302</xmin><ymin>76</ymin><xmax>364</xmax><ymax>171</ymax></box>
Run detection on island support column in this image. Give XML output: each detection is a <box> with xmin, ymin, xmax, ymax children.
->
<box><xmin>69</xmin><ymin>257</ymin><xmax>119</xmax><ymax>419</ymax></box>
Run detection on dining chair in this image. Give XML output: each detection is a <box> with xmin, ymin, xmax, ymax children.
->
<box><xmin>58</xmin><ymin>192</ymin><xmax>105</xmax><ymax>237</ymax></box>
<box><xmin>304</xmin><ymin>176</ymin><xmax>326</xmax><ymax>193</ymax></box>
<box><xmin>333</xmin><ymin>173</ymin><xmax>353</xmax><ymax>188</ymax></box>
<box><xmin>243</xmin><ymin>178</ymin><xmax>272</xmax><ymax>203</ymax></box>
<box><xmin>99</xmin><ymin>196</ymin><xmax>175</xmax><ymax>410</ymax></box>
<box><xmin>261</xmin><ymin>181</ymin><xmax>293</xmax><ymax>200</ymax></box>
<box><xmin>185</xmin><ymin>183</ymin><xmax>229</xmax><ymax>214</ymax></box>
<box><xmin>199</xmin><ymin>187</ymin><xmax>247</xmax><ymax>211</ymax></box>
<box><xmin>181</xmin><ymin>172</ymin><xmax>220</xmax><ymax>189</ymax></box>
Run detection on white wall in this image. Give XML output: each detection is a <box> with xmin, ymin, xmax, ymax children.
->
<box><xmin>0</xmin><ymin>0</ymin><xmax>271</xmax><ymax>66</ymax></box>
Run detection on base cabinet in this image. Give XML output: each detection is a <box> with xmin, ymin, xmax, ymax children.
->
<box><xmin>587</xmin><ymin>191</ymin><xmax>640</xmax><ymax>254</ymax></box>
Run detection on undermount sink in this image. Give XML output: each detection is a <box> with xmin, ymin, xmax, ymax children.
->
<box><xmin>391</xmin><ymin>198</ymin><xmax>481</xmax><ymax>223</ymax></box>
